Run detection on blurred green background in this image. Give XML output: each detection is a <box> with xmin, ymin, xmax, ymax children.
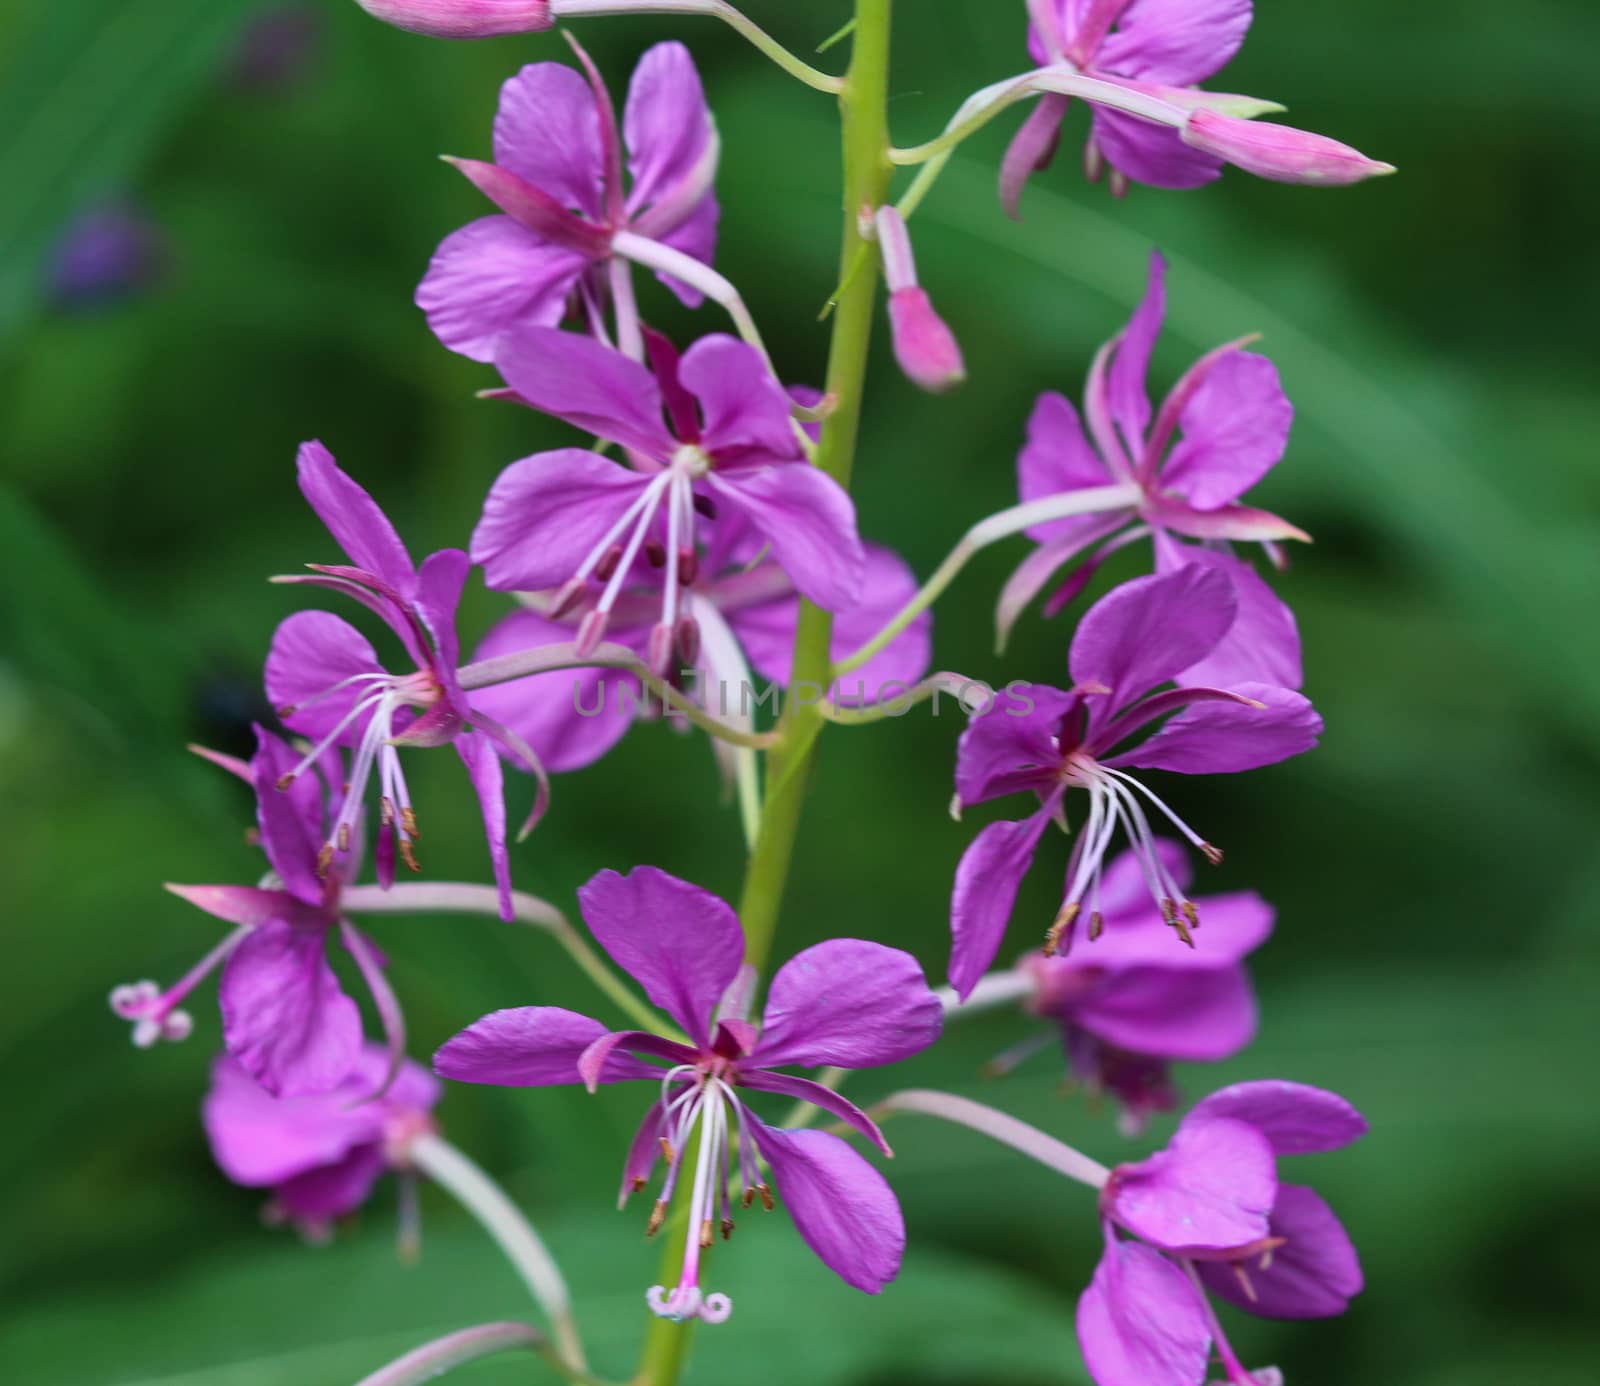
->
<box><xmin>3</xmin><ymin>1</ymin><xmax>1597</xmax><ymax>1382</ymax></box>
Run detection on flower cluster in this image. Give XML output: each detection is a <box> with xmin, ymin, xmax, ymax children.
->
<box><xmin>112</xmin><ymin>5</ymin><xmax>1392</xmax><ymax>1385</ymax></box>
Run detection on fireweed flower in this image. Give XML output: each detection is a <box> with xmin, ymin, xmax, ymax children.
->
<box><xmin>999</xmin><ymin>251</ymin><xmax>1304</xmax><ymax>690</ymax></box>
<box><xmin>112</xmin><ymin>727</ymin><xmax>408</xmax><ymax>1097</ymax></box>
<box><xmin>948</xmin><ymin>565</ymin><xmax>1319</xmax><ymax>998</ymax></box>
<box><xmin>988</xmin><ymin>840</ymin><xmax>1272</xmax><ymax>1134</ymax></box>
<box><xmin>1081</xmin><ymin>1080</ymin><xmax>1366</xmax><ymax>1386</ymax></box>
<box><xmin>203</xmin><ymin>1044</ymin><xmax>440</xmax><ymax>1241</ymax></box>
<box><xmin>418</xmin><ymin>40</ymin><xmax>718</xmax><ymax>361</ymax></box>
<box><xmin>434</xmin><ymin>866</ymin><xmax>943</xmax><ymax>1322</ymax></box>
<box><xmin>467</xmin><ymin>540</ymin><xmax>932</xmax><ymax>772</ymax></box>
<box><xmin>473</xmin><ymin>326</ymin><xmax>865</xmax><ymax>672</ymax></box>
<box><xmin>1003</xmin><ymin>0</ymin><xmax>1390</xmax><ymax>208</ymax></box>
<box><xmin>267</xmin><ymin>441</ymin><xmax>544</xmax><ymax>921</ymax></box>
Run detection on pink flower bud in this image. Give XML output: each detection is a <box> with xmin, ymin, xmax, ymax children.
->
<box><xmin>874</xmin><ymin>206</ymin><xmax>966</xmax><ymax>395</ymax></box>
<box><xmin>353</xmin><ymin>0</ymin><xmax>552</xmax><ymax>39</ymax></box>
<box><xmin>1181</xmin><ymin>110</ymin><xmax>1395</xmax><ymax>186</ymax></box>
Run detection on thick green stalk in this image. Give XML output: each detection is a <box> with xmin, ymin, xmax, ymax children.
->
<box><xmin>631</xmin><ymin>8</ymin><xmax>894</xmax><ymax>1383</ymax></box>
<box><xmin>737</xmin><ymin>0</ymin><xmax>894</xmax><ymax>977</ymax></box>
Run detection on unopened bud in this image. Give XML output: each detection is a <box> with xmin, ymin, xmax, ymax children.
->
<box><xmin>1182</xmin><ymin>110</ymin><xmax>1396</xmax><ymax>186</ymax></box>
<box><xmin>352</xmin><ymin>0</ymin><xmax>552</xmax><ymax>41</ymax></box>
<box><xmin>873</xmin><ymin>205</ymin><xmax>966</xmax><ymax>394</ymax></box>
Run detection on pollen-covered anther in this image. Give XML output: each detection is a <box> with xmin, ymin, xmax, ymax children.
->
<box><xmin>337</xmin><ymin>823</ymin><xmax>351</xmax><ymax>852</ymax></box>
<box><xmin>380</xmin><ymin>797</ymin><xmax>395</xmax><ymax>827</ymax></box>
<box><xmin>1181</xmin><ymin>900</ymin><xmax>1200</xmax><ymax>933</ymax></box>
<box><xmin>275</xmin><ymin>772</ymin><xmax>296</xmax><ymax>792</ymax></box>
<box><xmin>593</xmin><ymin>544</ymin><xmax>624</xmax><ymax>583</ymax></box>
<box><xmin>646</xmin><ymin>1199</ymin><xmax>668</xmax><ymax>1238</ymax></box>
<box><xmin>316</xmin><ymin>843</ymin><xmax>336</xmax><ymax>878</ymax></box>
<box><xmin>1044</xmin><ymin>902</ymin><xmax>1080</xmax><ymax>957</ymax></box>
<box><xmin>676</xmin><ymin>547</ymin><xmax>698</xmax><ymax>586</ymax></box>
<box><xmin>398</xmin><ymin>838</ymin><xmax>421</xmax><ymax>873</ymax></box>
<box><xmin>756</xmin><ymin>1182</ymin><xmax>775</xmax><ymax>1212</ymax></box>
<box><xmin>699</xmin><ymin>1217</ymin><xmax>714</xmax><ymax>1249</ymax></box>
<box><xmin>400</xmin><ymin>807</ymin><xmax>420</xmax><ymax>841</ymax></box>
<box><xmin>720</xmin><ymin>1217</ymin><xmax>735</xmax><ymax>1241</ymax></box>
<box><xmin>740</xmin><ymin>1188</ymin><xmax>755</xmax><ymax>1210</ymax></box>
<box><xmin>658</xmin><ymin>1136</ymin><xmax>675</xmax><ymax>1162</ymax></box>
<box><xmin>674</xmin><ymin>615</ymin><xmax>701</xmax><ymax>666</ymax></box>
<box><xmin>1201</xmin><ymin>841</ymin><xmax>1224</xmax><ymax>866</ymax></box>
<box><xmin>1088</xmin><ymin>910</ymin><xmax>1105</xmax><ymax>941</ymax></box>
<box><xmin>645</xmin><ymin>539</ymin><xmax>668</xmax><ymax>567</ymax></box>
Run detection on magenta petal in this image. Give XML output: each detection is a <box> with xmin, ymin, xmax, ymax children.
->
<box><xmin>617</xmin><ymin>1103</ymin><xmax>667</xmax><ymax>1207</ymax></box>
<box><xmin>295</xmin><ymin>442</ymin><xmax>415</xmax><ymax>595</ymax></box>
<box><xmin>577</xmin><ymin>1029</ymin><xmax>698</xmax><ymax>1090</ymax></box>
<box><xmin>1091</xmin><ymin>108</ymin><xmax>1224</xmax><ymax>190</ymax></box>
<box><xmin>250</xmin><ymin>725</ymin><xmax>326</xmax><ymax>902</ymax></box>
<box><xmin>737</xmin><ymin>1069</ymin><xmax>892</xmax><ymax>1156</ymax></box>
<box><xmin>413</xmin><ymin>549</ymin><xmax>469</xmax><ymax>675</ymax></box>
<box><xmin>1019</xmin><ymin>391</ymin><xmax>1122</xmax><ymax>540</ymax></box>
<box><xmin>168</xmin><ymin>884</ymin><xmax>304</xmax><ymax>929</ymax></box>
<box><xmin>1154</xmin><ymin>538</ymin><xmax>1302</xmax><ymax>690</ymax></box>
<box><xmin>1108</xmin><ymin>250</ymin><xmax>1167</xmax><ymax>459</ymax></box>
<box><xmin>202</xmin><ymin>1054</ymin><xmax>379</xmax><ymax>1185</ymax></box>
<box><xmin>954</xmin><ymin>684</ymin><xmax>1077</xmax><ymax>807</ymax></box>
<box><xmin>434</xmin><ymin>1006</ymin><xmax>660</xmax><ymax>1086</ymax></box>
<box><xmin>1201</xmin><ymin>1183</ymin><xmax>1362</xmax><ymax>1319</ymax></box>
<box><xmin>274</xmin><ymin>1144</ymin><xmax>388</xmax><ymax>1221</ymax></box>
<box><xmin>492</xmin><ymin>62</ymin><xmax>604</xmax><ymax>219</ymax></box>
<box><xmin>220</xmin><ymin>919</ymin><xmax>362</xmax><ymax>1098</ymax></box>
<box><xmin>950</xmin><ymin>805</ymin><xmax>1055</xmax><ymax>1000</ymax></box>
<box><xmin>417</xmin><ymin>216</ymin><xmax>587</xmax><ymax>364</ymax></box>
<box><xmin>1083</xmin><ymin>884</ymin><xmax>1274</xmax><ymax>971</ymax></box>
<box><xmin>266</xmin><ymin>609</ymin><xmax>385</xmax><ymax>745</ymax></box>
<box><xmin>1107</xmin><ymin>680</ymin><xmax>1320</xmax><ymax>774</ymax></box>
<box><xmin>576</xmin><ymin>867</ymin><xmax>744</xmax><ymax>1047</ymax></box>
<box><xmin>706</xmin><ymin>464</ymin><xmax>865</xmax><ymax>614</ymax></box>
<box><xmin>1161</xmin><ymin>352</ymin><xmax>1292</xmax><ymax>509</ymax></box>
<box><xmin>455</xmin><ymin>730</ymin><xmax>513</xmax><ymax>922</ymax></box>
<box><xmin>999</xmin><ymin>94</ymin><xmax>1069</xmax><ymax>219</ymax></box>
<box><xmin>623</xmin><ymin>42</ymin><xmax>712</xmax><ymax>216</ymax></box>
<box><xmin>468</xmin><ymin>609</ymin><xmax>637</xmax><ymax>773</ymax></box>
<box><xmin>1075</xmin><ymin>964</ymin><xmax>1257</xmax><ymax>1062</ymax></box>
<box><xmin>1187</xmin><ymin>1080</ymin><xmax>1367</xmax><ymax>1155</ymax></box>
<box><xmin>1098</xmin><ymin>0</ymin><xmax>1255</xmax><ymax>87</ymax></box>
<box><xmin>753</xmin><ymin>939</ymin><xmax>942</xmax><ymax>1070</ymax></box>
<box><xmin>651</xmin><ymin>194</ymin><xmax>720</xmax><ymax>307</ymax></box>
<box><xmin>494</xmin><ymin>325</ymin><xmax>672</xmax><ymax>458</ymax></box>
<box><xmin>747</xmin><ymin>1119</ymin><xmax>905</xmax><ymax>1294</ymax></box>
<box><xmin>472</xmin><ymin>449</ymin><xmax>653</xmax><ymax>593</ymax></box>
<box><xmin>1076</xmin><ymin>1229</ymin><xmax>1212</xmax><ymax>1386</ymax></box>
<box><xmin>1107</xmin><ymin>1115</ymin><xmax>1276</xmax><ymax>1252</ymax></box>
<box><xmin>1069</xmin><ymin>567</ymin><xmax>1237</xmax><ymax>710</ymax></box>
<box><xmin>995</xmin><ymin>522</ymin><xmax>1125</xmax><ymax>654</ymax></box>
<box><xmin>681</xmin><ymin>335</ymin><xmax>802</xmax><ymax>463</ymax></box>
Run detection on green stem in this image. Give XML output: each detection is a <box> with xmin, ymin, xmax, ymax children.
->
<box><xmin>737</xmin><ymin>0</ymin><xmax>894</xmax><ymax>979</ymax></box>
<box><xmin>631</xmin><ymin>8</ymin><xmax>895</xmax><ymax>1383</ymax></box>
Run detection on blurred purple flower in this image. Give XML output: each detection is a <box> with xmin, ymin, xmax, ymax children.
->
<box><xmin>48</xmin><ymin>203</ymin><xmax>164</xmax><ymax>309</ymax></box>
<box><xmin>203</xmin><ymin>1044</ymin><xmax>439</xmax><ymax>1240</ymax></box>
<box><xmin>435</xmin><ymin>866</ymin><xmax>943</xmax><ymax>1322</ymax></box>
<box><xmin>230</xmin><ymin>6</ymin><xmax>321</xmax><ymax>92</ymax></box>
<box><xmin>418</xmin><ymin>39</ymin><xmax>718</xmax><ymax>361</ymax></box>
<box><xmin>949</xmin><ymin>565</ymin><xmax>1319</xmax><ymax>997</ymax></box>
<box><xmin>999</xmin><ymin>250</ymin><xmax>1305</xmax><ymax>690</ymax></box>
<box><xmin>1079</xmin><ymin>1080</ymin><xmax>1365</xmax><ymax>1386</ymax></box>
<box><xmin>473</xmin><ymin>327</ymin><xmax>864</xmax><ymax>671</ymax></box>
<box><xmin>267</xmin><ymin>441</ymin><xmax>548</xmax><ymax>921</ymax></box>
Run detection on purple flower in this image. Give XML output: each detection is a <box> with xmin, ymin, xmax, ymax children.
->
<box><xmin>230</xmin><ymin>6</ymin><xmax>320</xmax><ymax>91</ymax></box>
<box><xmin>1005</xmin><ymin>1</ymin><xmax>1391</xmax><ymax>208</ymax></box>
<box><xmin>999</xmin><ymin>250</ymin><xmax>1304</xmax><ymax>690</ymax></box>
<box><xmin>203</xmin><ymin>1044</ymin><xmax>440</xmax><ymax>1240</ymax></box>
<box><xmin>468</xmin><ymin>540</ymin><xmax>932</xmax><ymax>773</ymax></box>
<box><xmin>418</xmin><ymin>40</ymin><xmax>717</xmax><ymax>362</ymax></box>
<box><xmin>995</xmin><ymin>840</ymin><xmax>1271</xmax><ymax>1132</ymax></box>
<box><xmin>434</xmin><ymin>866</ymin><xmax>943</xmax><ymax>1321</ymax></box>
<box><xmin>266</xmin><ymin>441</ymin><xmax>546</xmax><ymax>921</ymax></box>
<box><xmin>48</xmin><ymin>202</ymin><xmax>164</xmax><ymax>309</ymax></box>
<box><xmin>949</xmin><ymin>565</ymin><xmax>1319</xmax><ymax>998</ymax></box>
<box><xmin>473</xmin><ymin>327</ymin><xmax>865</xmax><ymax>672</ymax></box>
<box><xmin>1079</xmin><ymin>1080</ymin><xmax>1365</xmax><ymax>1386</ymax></box>
<box><xmin>113</xmin><ymin>727</ymin><xmax>406</xmax><ymax>1097</ymax></box>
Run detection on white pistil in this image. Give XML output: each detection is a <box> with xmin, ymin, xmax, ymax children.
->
<box><xmin>646</xmin><ymin>1075</ymin><xmax>737</xmax><ymax>1325</ymax></box>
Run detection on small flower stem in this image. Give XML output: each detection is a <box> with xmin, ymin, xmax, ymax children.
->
<box><xmin>340</xmin><ymin>883</ymin><xmax>680</xmax><ymax>1041</ymax></box>
<box><xmin>406</xmin><ymin>1134</ymin><xmax>589</xmax><ymax>1370</ymax></box>
<box><xmin>831</xmin><ymin>482</ymin><xmax>1142</xmax><ymax>676</ymax></box>
<box><xmin>634</xmin><ymin>7</ymin><xmax>894</xmax><ymax>1384</ymax></box>
<box><xmin>356</xmin><ymin>1321</ymin><xmax>615</xmax><ymax>1386</ymax></box>
<box><xmin>817</xmin><ymin>670</ymin><xmax>993</xmax><ymax>726</ymax></box>
<box><xmin>872</xmin><ymin>1089</ymin><xmax>1111</xmax><ymax>1189</ymax></box>
<box><xmin>553</xmin><ymin>1</ymin><xmax>845</xmax><ymax>94</ymax></box>
<box><xmin>933</xmin><ymin>969</ymin><xmax>1035</xmax><ymax>1016</ymax></box>
<box><xmin>612</xmin><ymin>231</ymin><xmax>772</xmax><ymax>372</ymax></box>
